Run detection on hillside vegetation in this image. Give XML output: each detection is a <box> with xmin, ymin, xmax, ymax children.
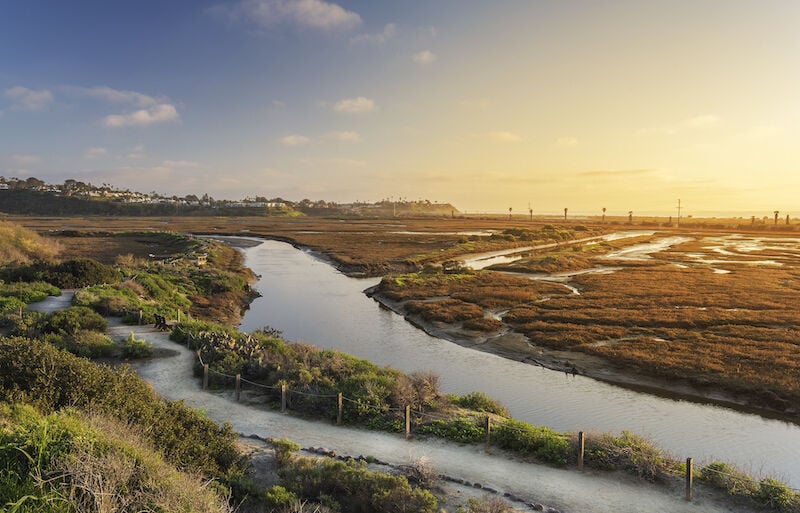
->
<box><xmin>0</xmin><ymin>219</ymin><xmax>59</xmax><ymax>263</ymax></box>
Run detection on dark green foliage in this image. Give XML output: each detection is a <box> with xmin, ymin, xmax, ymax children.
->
<box><xmin>122</xmin><ymin>332</ymin><xmax>153</xmax><ymax>358</ymax></box>
<box><xmin>417</xmin><ymin>417</ymin><xmax>486</xmax><ymax>443</ymax></box>
<box><xmin>757</xmin><ymin>478</ymin><xmax>797</xmax><ymax>510</ymax></box>
<box><xmin>0</xmin><ymin>337</ymin><xmax>241</xmax><ymax>481</ymax></box>
<box><xmin>0</xmin><ymin>296</ymin><xmax>25</xmax><ymax>314</ymax></box>
<box><xmin>582</xmin><ymin>431</ymin><xmax>667</xmax><ymax>481</ymax></box>
<box><xmin>0</xmin><ymin>281</ymin><xmax>60</xmax><ymax>304</ymax></box>
<box><xmin>4</xmin><ymin>259</ymin><xmax>120</xmax><ymax>288</ymax></box>
<box><xmin>492</xmin><ymin>419</ymin><xmax>571</xmax><ymax>465</ymax></box>
<box><xmin>279</xmin><ymin>456</ymin><xmax>437</xmax><ymax>513</ymax></box>
<box><xmin>42</xmin><ymin>306</ymin><xmax>107</xmax><ymax>336</ymax></box>
<box><xmin>450</xmin><ymin>391</ymin><xmax>509</xmax><ymax>417</ymax></box>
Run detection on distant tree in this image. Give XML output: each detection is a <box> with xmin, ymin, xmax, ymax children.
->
<box><xmin>774</xmin><ymin>211</ymin><xmax>780</xmax><ymax>225</ymax></box>
<box><xmin>602</xmin><ymin>207</ymin><xmax>606</xmax><ymax>224</ymax></box>
<box><xmin>628</xmin><ymin>210</ymin><xmax>633</xmax><ymax>223</ymax></box>
<box><xmin>564</xmin><ymin>207</ymin><xmax>568</xmax><ymax>221</ymax></box>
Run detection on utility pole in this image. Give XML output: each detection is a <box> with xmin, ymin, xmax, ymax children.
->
<box><xmin>677</xmin><ymin>199</ymin><xmax>681</xmax><ymax>227</ymax></box>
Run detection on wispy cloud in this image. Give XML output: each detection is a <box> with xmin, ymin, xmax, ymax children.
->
<box><xmin>162</xmin><ymin>160</ymin><xmax>200</xmax><ymax>168</ymax></box>
<box><xmin>126</xmin><ymin>145</ymin><xmax>146</xmax><ymax>159</ymax></box>
<box><xmin>326</xmin><ymin>130</ymin><xmax>361</xmax><ymax>142</ymax></box>
<box><xmin>212</xmin><ymin>0</ymin><xmax>361</xmax><ymax>31</ymax></box>
<box><xmin>279</xmin><ymin>134</ymin><xmax>311</xmax><ymax>146</ymax></box>
<box><xmin>639</xmin><ymin>114</ymin><xmax>721</xmax><ymax>135</ymax></box>
<box><xmin>578</xmin><ymin>169</ymin><xmax>656</xmax><ymax>177</ymax></box>
<box><xmin>333</xmin><ymin>96</ymin><xmax>376</xmax><ymax>113</ymax></box>
<box><xmin>79</xmin><ymin>86</ymin><xmax>156</xmax><ymax>107</ymax></box>
<box><xmin>351</xmin><ymin>23</ymin><xmax>397</xmax><ymax>44</ymax></box>
<box><xmin>412</xmin><ymin>50</ymin><xmax>436</xmax><ymax>65</ymax></box>
<box><xmin>103</xmin><ymin>104</ymin><xmax>179</xmax><ymax>128</ymax></box>
<box><xmin>487</xmin><ymin>131</ymin><xmax>521</xmax><ymax>143</ymax></box>
<box><xmin>84</xmin><ymin>147</ymin><xmax>108</xmax><ymax>159</ymax></box>
<box><xmin>4</xmin><ymin>86</ymin><xmax>54</xmax><ymax>112</ymax></box>
<box><xmin>12</xmin><ymin>155</ymin><xmax>41</xmax><ymax>165</ymax></box>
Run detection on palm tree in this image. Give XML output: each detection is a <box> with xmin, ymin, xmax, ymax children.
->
<box><xmin>602</xmin><ymin>207</ymin><xmax>606</xmax><ymax>224</ymax></box>
<box><xmin>564</xmin><ymin>207</ymin><xmax>568</xmax><ymax>221</ymax></box>
<box><xmin>628</xmin><ymin>210</ymin><xmax>633</xmax><ymax>224</ymax></box>
<box><xmin>775</xmin><ymin>211</ymin><xmax>780</xmax><ymax>226</ymax></box>
<box><xmin>508</xmin><ymin>207</ymin><xmax>512</xmax><ymax>220</ymax></box>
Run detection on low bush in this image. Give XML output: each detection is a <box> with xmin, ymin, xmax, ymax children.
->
<box><xmin>451</xmin><ymin>391</ymin><xmax>509</xmax><ymax>417</ymax></box>
<box><xmin>699</xmin><ymin>461</ymin><xmax>758</xmax><ymax>496</ymax></box>
<box><xmin>493</xmin><ymin>419</ymin><xmax>570</xmax><ymax>465</ymax></box>
<box><xmin>122</xmin><ymin>332</ymin><xmax>153</xmax><ymax>358</ymax></box>
<box><xmin>4</xmin><ymin>259</ymin><xmax>121</xmax><ymax>288</ymax></box>
<box><xmin>0</xmin><ymin>280</ymin><xmax>60</xmax><ymax>304</ymax></box>
<box><xmin>278</xmin><ymin>455</ymin><xmax>438</xmax><ymax>513</ymax></box>
<box><xmin>417</xmin><ymin>417</ymin><xmax>486</xmax><ymax>443</ymax></box>
<box><xmin>583</xmin><ymin>431</ymin><xmax>670</xmax><ymax>481</ymax></box>
<box><xmin>42</xmin><ymin>306</ymin><xmax>107</xmax><ymax>336</ymax></box>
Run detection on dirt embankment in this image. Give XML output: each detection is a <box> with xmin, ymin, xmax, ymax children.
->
<box><xmin>365</xmin><ymin>286</ymin><xmax>799</xmax><ymax>422</ymax></box>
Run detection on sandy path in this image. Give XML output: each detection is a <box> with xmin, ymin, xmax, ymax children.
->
<box><xmin>111</xmin><ymin>320</ymin><xmax>751</xmax><ymax>513</ymax></box>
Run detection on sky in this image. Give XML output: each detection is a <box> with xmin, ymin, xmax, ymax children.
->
<box><xmin>2</xmin><ymin>0</ymin><xmax>800</xmax><ymax>215</ymax></box>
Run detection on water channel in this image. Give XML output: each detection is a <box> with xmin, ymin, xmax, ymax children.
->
<box><xmin>238</xmin><ymin>239</ymin><xmax>800</xmax><ymax>486</ymax></box>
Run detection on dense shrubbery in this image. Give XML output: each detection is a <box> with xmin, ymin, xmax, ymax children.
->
<box><xmin>699</xmin><ymin>461</ymin><xmax>800</xmax><ymax>511</ymax></box>
<box><xmin>0</xmin><ymin>337</ymin><xmax>242</xmax><ymax>482</ymax></box>
<box><xmin>0</xmin><ymin>404</ymin><xmax>233</xmax><ymax>513</ymax></box>
<box><xmin>0</xmin><ymin>280</ymin><xmax>60</xmax><ymax>303</ymax></box>
<box><xmin>493</xmin><ymin>419</ymin><xmax>571</xmax><ymax>465</ymax></box>
<box><xmin>450</xmin><ymin>391</ymin><xmax>509</xmax><ymax>417</ymax></box>
<box><xmin>278</xmin><ymin>452</ymin><xmax>438</xmax><ymax>513</ymax></box>
<box><xmin>3</xmin><ymin>258</ymin><xmax>121</xmax><ymax>288</ymax></box>
<box><xmin>121</xmin><ymin>332</ymin><xmax>153</xmax><ymax>358</ymax></box>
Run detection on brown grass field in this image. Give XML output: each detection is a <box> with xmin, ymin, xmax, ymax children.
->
<box><xmin>8</xmin><ymin>214</ymin><xmax>800</xmax><ymax>415</ymax></box>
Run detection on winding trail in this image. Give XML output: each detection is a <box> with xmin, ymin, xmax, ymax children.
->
<box><xmin>107</xmin><ymin>320</ymin><xmax>751</xmax><ymax>513</ymax></box>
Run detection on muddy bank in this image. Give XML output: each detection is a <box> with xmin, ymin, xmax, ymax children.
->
<box><xmin>365</xmin><ymin>287</ymin><xmax>799</xmax><ymax>422</ymax></box>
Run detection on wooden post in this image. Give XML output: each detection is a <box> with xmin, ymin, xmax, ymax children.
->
<box><xmin>18</xmin><ymin>306</ymin><xmax>23</xmax><ymax>317</ymax></box>
<box><xmin>281</xmin><ymin>384</ymin><xmax>287</xmax><ymax>412</ymax></box>
<box><xmin>484</xmin><ymin>416</ymin><xmax>492</xmax><ymax>449</ymax></box>
<box><xmin>177</xmin><ymin>309</ymin><xmax>181</xmax><ymax>323</ymax></box>
<box><xmin>577</xmin><ymin>431</ymin><xmax>585</xmax><ymax>471</ymax></box>
<box><xmin>404</xmin><ymin>405</ymin><xmax>411</xmax><ymax>438</ymax></box>
<box><xmin>685</xmin><ymin>457</ymin><xmax>693</xmax><ymax>501</ymax></box>
<box><xmin>203</xmin><ymin>364</ymin><xmax>209</xmax><ymax>390</ymax></box>
<box><xmin>235</xmin><ymin>374</ymin><xmax>241</xmax><ymax>401</ymax></box>
<box><xmin>337</xmin><ymin>392</ymin><xmax>343</xmax><ymax>425</ymax></box>
<box><xmin>138</xmin><ymin>309</ymin><xmax>143</xmax><ymax>325</ymax></box>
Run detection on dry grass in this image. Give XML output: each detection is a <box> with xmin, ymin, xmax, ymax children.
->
<box><xmin>0</xmin><ymin>219</ymin><xmax>59</xmax><ymax>264</ymax></box>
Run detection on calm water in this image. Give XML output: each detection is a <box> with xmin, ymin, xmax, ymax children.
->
<box><xmin>239</xmin><ymin>239</ymin><xmax>800</xmax><ymax>485</ymax></box>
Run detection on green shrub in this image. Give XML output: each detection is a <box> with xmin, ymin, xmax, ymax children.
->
<box><xmin>67</xmin><ymin>329</ymin><xmax>115</xmax><ymax>358</ymax></box>
<box><xmin>5</xmin><ymin>259</ymin><xmax>121</xmax><ymax>288</ymax></box>
<box><xmin>0</xmin><ymin>281</ymin><xmax>60</xmax><ymax>304</ymax></box>
<box><xmin>279</xmin><ymin>456</ymin><xmax>437</xmax><ymax>513</ymax></box>
<box><xmin>0</xmin><ymin>296</ymin><xmax>25</xmax><ymax>314</ymax></box>
<box><xmin>43</xmin><ymin>307</ymin><xmax>107</xmax><ymax>336</ymax></box>
<box><xmin>757</xmin><ymin>478</ymin><xmax>796</xmax><ymax>510</ymax></box>
<box><xmin>264</xmin><ymin>485</ymin><xmax>298</xmax><ymax>509</ymax></box>
<box><xmin>493</xmin><ymin>419</ymin><xmax>570</xmax><ymax>465</ymax></box>
<box><xmin>122</xmin><ymin>332</ymin><xmax>153</xmax><ymax>358</ymax></box>
<box><xmin>699</xmin><ymin>461</ymin><xmax>758</xmax><ymax>496</ymax></box>
<box><xmin>268</xmin><ymin>438</ymin><xmax>301</xmax><ymax>465</ymax></box>
<box><xmin>418</xmin><ymin>417</ymin><xmax>486</xmax><ymax>443</ymax></box>
<box><xmin>451</xmin><ymin>391</ymin><xmax>509</xmax><ymax>417</ymax></box>
<box><xmin>583</xmin><ymin>431</ymin><xmax>668</xmax><ymax>481</ymax></box>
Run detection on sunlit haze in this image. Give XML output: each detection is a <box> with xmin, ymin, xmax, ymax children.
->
<box><xmin>2</xmin><ymin>1</ymin><xmax>799</xmax><ymax>216</ymax></box>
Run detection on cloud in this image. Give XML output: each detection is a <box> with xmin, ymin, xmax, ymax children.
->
<box><xmin>279</xmin><ymin>134</ymin><xmax>311</xmax><ymax>146</ymax></box>
<box><xmin>556</xmin><ymin>137</ymin><xmax>578</xmax><ymax>148</ymax></box>
<box><xmin>333</xmin><ymin>96</ymin><xmax>376</xmax><ymax>113</ymax></box>
<box><xmin>326</xmin><ymin>130</ymin><xmax>361</xmax><ymax>143</ymax></box>
<box><xmin>79</xmin><ymin>86</ymin><xmax>156</xmax><ymax>107</ymax></box>
<box><xmin>103</xmin><ymin>104</ymin><xmax>180</xmax><ymax>128</ymax></box>
<box><xmin>639</xmin><ymin>114</ymin><xmax>721</xmax><ymax>135</ymax></box>
<box><xmin>684</xmin><ymin>114</ymin><xmax>719</xmax><ymax>128</ymax></box>
<box><xmin>487</xmin><ymin>131</ymin><xmax>521</xmax><ymax>143</ymax></box>
<box><xmin>412</xmin><ymin>50</ymin><xmax>436</xmax><ymax>65</ymax></box>
<box><xmin>127</xmin><ymin>145</ymin><xmax>146</xmax><ymax>159</ymax></box>
<box><xmin>4</xmin><ymin>86</ymin><xmax>54</xmax><ymax>111</ymax></box>
<box><xmin>161</xmin><ymin>160</ymin><xmax>200</xmax><ymax>168</ymax></box>
<box><xmin>351</xmin><ymin>23</ymin><xmax>397</xmax><ymax>44</ymax></box>
<box><xmin>297</xmin><ymin>157</ymin><xmax>366</xmax><ymax>168</ymax></box>
<box><xmin>12</xmin><ymin>155</ymin><xmax>41</xmax><ymax>165</ymax></box>
<box><xmin>578</xmin><ymin>169</ymin><xmax>656</xmax><ymax>178</ymax></box>
<box><xmin>213</xmin><ymin>0</ymin><xmax>361</xmax><ymax>31</ymax></box>
<box><xmin>84</xmin><ymin>147</ymin><xmax>108</xmax><ymax>159</ymax></box>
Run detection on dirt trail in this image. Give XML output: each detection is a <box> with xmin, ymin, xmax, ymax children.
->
<box><xmin>110</xmin><ymin>320</ymin><xmax>752</xmax><ymax>513</ymax></box>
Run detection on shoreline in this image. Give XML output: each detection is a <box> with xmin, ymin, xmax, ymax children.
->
<box><xmin>365</xmin><ymin>286</ymin><xmax>800</xmax><ymax>424</ymax></box>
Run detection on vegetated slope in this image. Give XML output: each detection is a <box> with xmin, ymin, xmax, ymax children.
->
<box><xmin>0</xmin><ymin>219</ymin><xmax>59</xmax><ymax>263</ymax></box>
